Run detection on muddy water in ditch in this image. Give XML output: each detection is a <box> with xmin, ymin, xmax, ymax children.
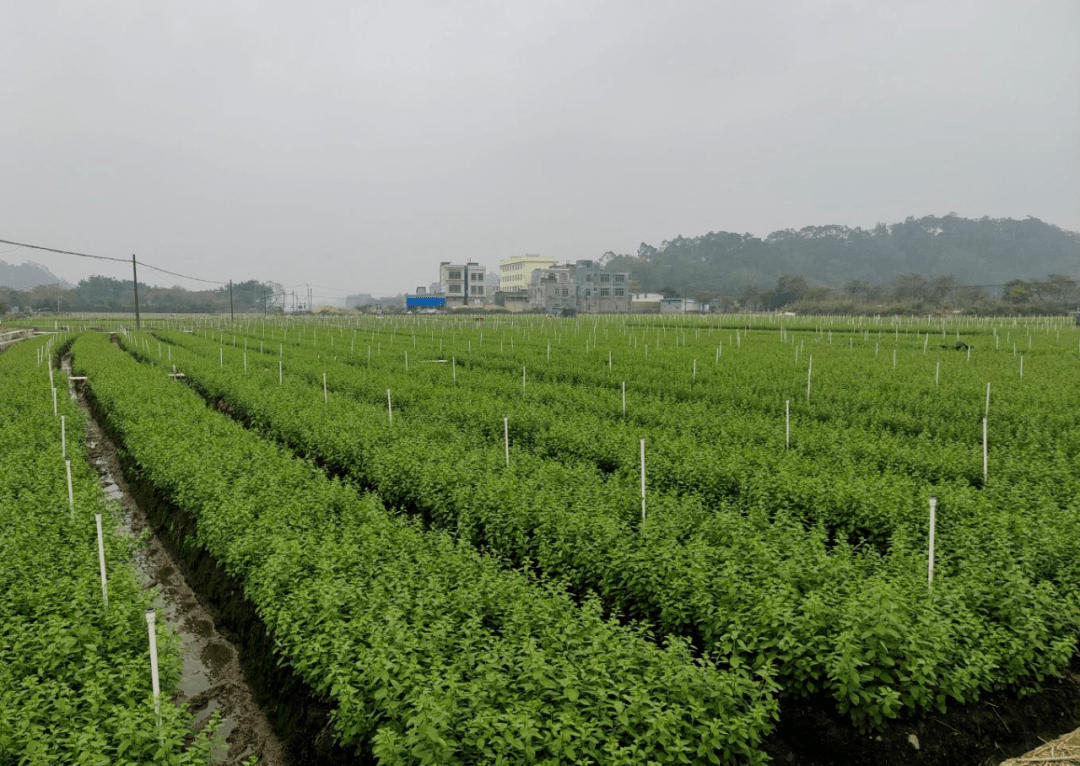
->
<box><xmin>65</xmin><ymin>356</ymin><xmax>288</xmax><ymax>765</ymax></box>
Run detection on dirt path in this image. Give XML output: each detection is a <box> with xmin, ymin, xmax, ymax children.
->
<box><xmin>64</xmin><ymin>354</ymin><xmax>288</xmax><ymax>765</ymax></box>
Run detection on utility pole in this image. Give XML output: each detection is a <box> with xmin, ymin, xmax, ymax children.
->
<box><xmin>229</xmin><ymin>280</ymin><xmax>234</xmax><ymax>321</ymax></box>
<box><xmin>132</xmin><ymin>255</ymin><xmax>141</xmax><ymax>329</ymax></box>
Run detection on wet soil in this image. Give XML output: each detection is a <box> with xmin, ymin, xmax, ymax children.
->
<box><xmin>762</xmin><ymin>661</ymin><xmax>1080</xmax><ymax>766</ymax></box>
<box><xmin>64</xmin><ymin>353</ymin><xmax>288</xmax><ymax>765</ymax></box>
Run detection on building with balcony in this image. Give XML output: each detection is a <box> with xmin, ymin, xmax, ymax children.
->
<box><xmin>439</xmin><ymin>261</ymin><xmax>488</xmax><ymax>307</ymax></box>
<box><xmin>569</xmin><ymin>260</ymin><xmax>630</xmax><ymax>313</ymax></box>
<box><xmin>527</xmin><ymin>260</ymin><xmax>631</xmax><ymax>314</ymax></box>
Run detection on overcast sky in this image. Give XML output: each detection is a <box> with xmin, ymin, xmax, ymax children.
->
<box><xmin>2</xmin><ymin>0</ymin><xmax>1077</xmax><ymax>299</ymax></box>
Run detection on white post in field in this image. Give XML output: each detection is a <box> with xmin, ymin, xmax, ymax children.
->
<box><xmin>640</xmin><ymin>438</ymin><xmax>646</xmax><ymax>521</ymax></box>
<box><xmin>145</xmin><ymin>607</ymin><xmax>161</xmax><ymax>723</ymax></box>
<box><xmin>806</xmin><ymin>356</ymin><xmax>813</xmax><ymax>403</ymax></box>
<box><xmin>66</xmin><ymin>460</ymin><xmax>74</xmax><ymax>516</ymax></box>
<box><xmin>323</xmin><ymin>373</ymin><xmax>328</xmax><ymax>404</ymax></box>
<box><xmin>983</xmin><ymin>418</ymin><xmax>988</xmax><ymax>482</ymax></box>
<box><xmin>95</xmin><ymin>513</ymin><xmax>108</xmax><ymax>610</ymax></box>
<box><xmin>785</xmin><ymin>399</ymin><xmax>790</xmax><ymax>449</ymax></box>
<box><xmin>504</xmin><ymin>416</ymin><xmax>509</xmax><ymax>467</ymax></box>
<box><xmin>622</xmin><ymin>381</ymin><xmax>626</xmax><ymax>416</ymax></box>
<box><xmin>61</xmin><ymin>415</ymin><xmax>66</xmax><ymax>459</ymax></box>
<box><xmin>387</xmin><ymin>389</ymin><xmax>393</xmax><ymax>426</ymax></box>
<box><xmin>927</xmin><ymin>496</ymin><xmax>937</xmax><ymax>588</ymax></box>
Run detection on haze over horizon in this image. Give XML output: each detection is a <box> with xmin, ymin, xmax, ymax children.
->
<box><xmin>2</xmin><ymin>1</ymin><xmax>1077</xmax><ymax>299</ymax></box>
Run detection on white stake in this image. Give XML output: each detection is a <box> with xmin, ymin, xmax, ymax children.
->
<box><xmin>243</xmin><ymin>352</ymin><xmax>247</xmax><ymax>372</ymax></box>
<box><xmin>61</xmin><ymin>415</ymin><xmax>66</xmax><ymax>458</ymax></box>
<box><xmin>65</xmin><ymin>459</ymin><xmax>74</xmax><ymax>515</ymax></box>
<box><xmin>52</xmin><ymin>387</ymin><xmax>57</xmax><ymax>416</ymax></box>
<box><xmin>622</xmin><ymin>381</ymin><xmax>626</xmax><ymax>416</ymax></box>
<box><xmin>323</xmin><ymin>372</ymin><xmax>328</xmax><ymax>404</ymax></box>
<box><xmin>985</xmin><ymin>382</ymin><xmax>990</xmax><ymax>417</ymax></box>
<box><xmin>387</xmin><ymin>389</ymin><xmax>393</xmax><ymax>426</ymax></box>
<box><xmin>405</xmin><ymin>350</ymin><xmax>408</xmax><ymax>372</ymax></box>
<box><xmin>145</xmin><ymin>607</ymin><xmax>161</xmax><ymax>722</ymax></box>
<box><xmin>983</xmin><ymin>418</ymin><xmax>988</xmax><ymax>482</ymax></box>
<box><xmin>692</xmin><ymin>359</ymin><xmax>696</xmax><ymax>380</ymax></box>
<box><xmin>279</xmin><ymin>360</ymin><xmax>283</xmax><ymax>385</ymax></box>
<box><xmin>892</xmin><ymin>348</ymin><xmax>897</xmax><ymax>368</ymax></box>
<box><xmin>806</xmin><ymin>356</ymin><xmax>812</xmax><ymax>403</ymax></box>
<box><xmin>504</xmin><ymin>416</ymin><xmax>509</xmax><ymax>467</ymax></box>
<box><xmin>219</xmin><ymin>348</ymin><xmax>223</xmax><ymax>366</ymax></box>
<box><xmin>785</xmin><ymin>399</ymin><xmax>790</xmax><ymax>449</ymax></box>
<box><xmin>522</xmin><ymin>366</ymin><xmax>526</xmax><ymax>390</ymax></box>
<box><xmin>640</xmin><ymin>438</ymin><xmax>646</xmax><ymax>521</ymax></box>
<box><xmin>928</xmin><ymin>496</ymin><xmax>937</xmax><ymax>588</ymax></box>
<box><xmin>95</xmin><ymin>513</ymin><xmax>108</xmax><ymax>610</ymax></box>
<box><xmin>452</xmin><ymin>357</ymin><xmax>456</xmax><ymax>383</ymax></box>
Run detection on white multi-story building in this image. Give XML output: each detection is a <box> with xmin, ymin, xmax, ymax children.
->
<box><xmin>439</xmin><ymin>261</ymin><xmax>488</xmax><ymax>306</ymax></box>
<box><xmin>499</xmin><ymin>254</ymin><xmax>558</xmax><ymax>292</ymax></box>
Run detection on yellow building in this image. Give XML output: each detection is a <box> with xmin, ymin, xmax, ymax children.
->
<box><xmin>499</xmin><ymin>254</ymin><xmax>558</xmax><ymax>292</ymax></box>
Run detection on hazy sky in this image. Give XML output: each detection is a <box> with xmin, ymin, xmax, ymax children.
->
<box><xmin>2</xmin><ymin>0</ymin><xmax>1077</xmax><ymax>299</ymax></box>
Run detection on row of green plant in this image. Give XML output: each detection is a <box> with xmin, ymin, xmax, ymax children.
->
<box><xmin>0</xmin><ymin>335</ymin><xmax>219</xmax><ymax>764</ymax></box>
<box><xmin>71</xmin><ymin>331</ymin><xmax>778</xmax><ymax>765</ymax></box>
<box><xmin>149</xmin><ymin>323</ymin><xmax>1079</xmax><ymax>543</ymax></box>
<box><xmin>127</xmin><ymin>327</ymin><xmax>1080</xmax><ymax>731</ymax></box>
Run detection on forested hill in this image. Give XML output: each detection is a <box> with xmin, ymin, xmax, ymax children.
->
<box><xmin>0</xmin><ymin>260</ymin><xmax>72</xmax><ymax>290</ymax></box>
<box><xmin>600</xmin><ymin>215</ymin><xmax>1080</xmax><ymax>299</ymax></box>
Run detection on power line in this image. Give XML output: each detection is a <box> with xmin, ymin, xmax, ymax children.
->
<box><xmin>0</xmin><ymin>237</ymin><xmax>128</xmax><ymax>264</ymax></box>
<box><xmin>0</xmin><ymin>235</ymin><xmax>226</xmax><ymax>285</ymax></box>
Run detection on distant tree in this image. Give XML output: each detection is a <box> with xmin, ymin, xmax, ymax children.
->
<box><xmin>1004</xmin><ymin>279</ymin><xmax>1032</xmax><ymax>304</ymax></box>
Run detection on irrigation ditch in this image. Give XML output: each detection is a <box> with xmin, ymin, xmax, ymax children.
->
<box><xmin>51</xmin><ymin>330</ymin><xmax>1080</xmax><ymax>766</ymax></box>
<box><xmin>62</xmin><ymin>343</ymin><xmax>360</xmax><ymax>765</ymax></box>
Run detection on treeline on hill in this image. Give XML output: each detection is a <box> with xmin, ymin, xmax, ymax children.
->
<box><xmin>603</xmin><ymin>214</ymin><xmax>1080</xmax><ymax>313</ymax></box>
<box><xmin>0</xmin><ymin>276</ymin><xmax>282</xmax><ymax>315</ymax></box>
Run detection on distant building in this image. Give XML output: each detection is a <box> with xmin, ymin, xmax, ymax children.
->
<box><xmin>439</xmin><ymin>261</ymin><xmax>488</xmax><ymax>307</ymax></box>
<box><xmin>570</xmin><ymin>260</ymin><xmax>630</xmax><ymax>313</ymax></box>
<box><xmin>493</xmin><ymin>291</ymin><xmax>530</xmax><ymax>312</ymax></box>
<box><xmin>660</xmin><ymin>297</ymin><xmax>702</xmax><ymax>314</ymax></box>
<box><xmin>526</xmin><ymin>260</ymin><xmax>630</xmax><ymax>314</ymax></box>
<box><xmin>630</xmin><ymin>292</ymin><xmax>663</xmax><ymax>313</ymax></box>
<box><xmin>499</xmin><ymin>254</ymin><xmax>558</xmax><ymax>292</ymax></box>
<box><xmin>528</xmin><ymin>265</ymin><xmax>576</xmax><ymax>314</ymax></box>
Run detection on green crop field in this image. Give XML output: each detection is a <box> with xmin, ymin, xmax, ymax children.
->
<box><xmin>7</xmin><ymin>311</ymin><xmax>1079</xmax><ymax>764</ymax></box>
